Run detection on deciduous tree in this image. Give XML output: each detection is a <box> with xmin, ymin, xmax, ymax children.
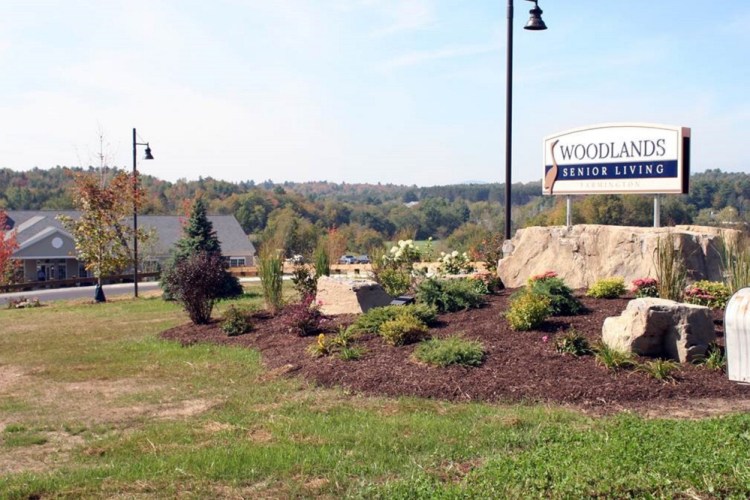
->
<box><xmin>0</xmin><ymin>210</ymin><xmax>19</xmax><ymax>285</ymax></box>
<box><xmin>59</xmin><ymin>171</ymin><xmax>151</xmax><ymax>301</ymax></box>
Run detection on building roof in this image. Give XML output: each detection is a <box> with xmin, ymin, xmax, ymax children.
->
<box><xmin>4</xmin><ymin>211</ymin><xmax>255</xmax><ymax>258</ymax></box>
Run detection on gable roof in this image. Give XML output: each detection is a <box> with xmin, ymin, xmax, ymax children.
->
<box><xmin>4</xmin><ymin>211</ymin><xmax>255</xmax><ymax>258</ymax></box>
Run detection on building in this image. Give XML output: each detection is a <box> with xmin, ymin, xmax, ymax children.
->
<box><xmin>4</xmin><ymin>211</ymin><xmax>256</xmax><ymax>282</ymax></box>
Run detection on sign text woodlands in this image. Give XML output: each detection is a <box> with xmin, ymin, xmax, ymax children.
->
<box><xmin>542</xmin><ymin>123</ymin><xmax>691</xmax><ymax>195</ymax></box>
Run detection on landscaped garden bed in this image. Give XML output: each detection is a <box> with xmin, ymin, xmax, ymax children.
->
<box><xmin>161</xmin><ymin>289</ymin><xmax>750</xmax><ymax>416</ymax></box>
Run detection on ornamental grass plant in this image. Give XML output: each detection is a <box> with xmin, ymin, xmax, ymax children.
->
<box><xmin>654</xmin><ymin>233</ymin><xmax>687</xmax><ymax>301</ymax></box>
<box><xmin>258</xmin><ymin>245</ymin><xmax>284</xmax><ymax>314</ymax></box>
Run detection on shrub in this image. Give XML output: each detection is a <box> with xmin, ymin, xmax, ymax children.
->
<box><xmin>221</xmin><ymin>305</ymin><xmax>251</xmax><ymax>336</ymax></box>
<box><xmin>307</xmin><ymin>334</ymin><xmax>332</xmax><ymax>358</ymax></box>
<box><xmin>471</xmin><ymin>271</ymin><xmax>504</xmax><ymax>294</ymax></box>
<box><xmin>632</xmin><ymin>277</ymin><xmax>659</xmax><ymax>298</ymax></box>
<box><xmin>684</xmin><ymin>280</ymin><xmax>731</xmax><ymax>309</ymax></box>
<box><xmin>379</xmin><ymin>314</ymin><xmax>428</xmax><ymax>346</ymax></box>
<box><xmin>695</xmin><ymin>344</ymin><xmax>726</xmax><ymax>371</ymax></box>
<box><xmin>349</xmin><ymin>304</ymin><xmax>437</xmax><ymax>334</ymax></box>
<box><xmin>414</xmin><ymin>336</ymin><xmax>485</xmax><ymax>367</ymax></box>
<box><xmin>313</xmin><ymin>246</ymin><xmax>330</xmax><ymax>277</ymax></box>
<box><xmin>554</xmin><ymin>329</ymin><xmax>592</xmax><ymax>356</ymax></box>
<box><xmin>654</xmin><ymin>233</ymin><xmax>687</xmax><ymax>301</ymax></box>
<box><xmin>586</xmin><ymin>277</ymin><xmax>626</xmax><ymax>299</ymax></box>
<box><xmin>291</xmin><ymin>264</ymin><xmax>318</xmax><ymax>301</ymax></box>
<box><xmin>469</xmin><ymin>232</ymin><xmax>504</xmax><ymax>274</ymax></box>
<box><xmin>377</xmin><ymin>268</ymin><xmax>413</xmax><ymax>297</ymax></box>
<box><xmin>528</xmin><ymin>275</ymin><xmax>583</xmax><ymax>316</ymax></box>
<box><xmin>161</xmin><ymin>251</ymin><xmax>228</xmax><ymax>324</ymax></box>
<box><xmin>282</xmin><ymin>295</ymin><xmax>321</xmax><ymax>336</ymax></box>
<box><xmin>258</xmin><ymin>248</ymin><xmax>284</xmax><ymax>314</ymax></box>
<box><xmin>505</xmin><ymin>292</ymin><xmax>551</xmax><ymax>331</ymax></box>
<box><xmin>416</xmin><ymin>278</ymin><xmax>486</xmax><ymax>313</ymax></box>
<box><xmin>437</xmin><ymin>250</ymin><xmax>475</xmax><ymax>275</ymax></box>
<box><xmin>594</xmin><ymin>343</ymin><xmax>636</xmax><ymax>371</ymax></box>
<box><xmin>637</xmin><ymin>359</ymin><xmax>679</xmax><ymax>381</ymax></box>
<box><xmin>383</xmin><ymin>239</ymin><xmax>421</xmax><ymax>266</ymax></box>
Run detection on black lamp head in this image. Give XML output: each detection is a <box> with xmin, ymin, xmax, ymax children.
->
<box><xmin>524</xmin><ymin>0</ymin><xmax>547</xmax><ymax>31</ymax></box>
<box><xmin>144</xmin><ymin>145</ymin><xmax>154</xmax><ymax>160</ymax></box>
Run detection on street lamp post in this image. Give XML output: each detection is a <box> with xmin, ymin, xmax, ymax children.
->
<box><xmin>132</xmin><ymin>128</ymin><xmax>154</xmax><ymax>298</ymax></box>
<box><xmin>504</xmin><ymin>0</ymin><xmax>547</xmax><ymax>241</ymax></box>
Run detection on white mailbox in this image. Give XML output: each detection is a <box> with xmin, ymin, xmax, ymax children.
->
<box><xmin>725</xmin><ymin>288</ymin><xmax>750</xmax><ymax>384</ymax></box>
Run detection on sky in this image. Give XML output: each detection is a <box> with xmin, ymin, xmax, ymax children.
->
<box><xmin>1</xmin><ymin>0</ymin><xmax>749</xmax><ymax>187</ymax></box>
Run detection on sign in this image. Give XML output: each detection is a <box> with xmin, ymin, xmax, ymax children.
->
<box><xmin>542</xmin><ymin>123</ymin><xmax>691</xmax><ymax>195</ymax></box>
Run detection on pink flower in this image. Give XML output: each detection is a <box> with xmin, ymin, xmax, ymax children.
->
<box><xmin>542</xmin><ymin>335</ymin><xmax>549</xmax><ymax>343</ymax></box>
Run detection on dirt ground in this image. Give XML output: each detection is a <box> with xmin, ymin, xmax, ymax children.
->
<box><xmin>162</xmin><ymin>290</ymin><xmax>750</xmax><ymax>417</ymax></box>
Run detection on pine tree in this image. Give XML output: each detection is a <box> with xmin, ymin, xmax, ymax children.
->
<box><xmin>175</xmin><ymin>197</ymin><xmax>221</xmax><ymax>259</ymax></box>
<box><xmin>161</xmin><ymin>197</ymin><xmax>242</xmax><ymax>300</ymax></box>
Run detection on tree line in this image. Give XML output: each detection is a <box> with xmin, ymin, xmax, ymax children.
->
<box><xmin>1</xmin><ymin>167</ymin><xmax>749</xmax><ymax>259</ymax></box>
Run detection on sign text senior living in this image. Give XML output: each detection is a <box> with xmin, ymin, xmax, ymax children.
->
<box><xmin>542</xmin><ymin>123</ymin><xmax>691</xmax><ymax>196</ymax></box>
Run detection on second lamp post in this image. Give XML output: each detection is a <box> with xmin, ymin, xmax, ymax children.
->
<box><xmin>504</xmin><ymin>0</ymin><xmax>547</xmax><ymax>241</ymax></box>
<box><xmin>132</xmin><ymin>128</ymin><xmax>154</xmax><ymax>298</ymax></box>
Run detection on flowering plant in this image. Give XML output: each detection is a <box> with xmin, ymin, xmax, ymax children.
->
<box><xmin>684</xmin><ymin>280</ymin><xmax>731</xmax><ymax>309</ymax></box>
<box><xmin>631</xmin><ymin>277</ymin><xmax>659</xmax><ymax>298</ymax></box>
<box><xmin>528</xmin><ymin>271</ymin><xmax>558</xmax><ymax>285</ymax></box>
<box><xmin>437</xmin><ymin>250</ymin><xmax>474</xmax><ymax>275</ymax></box>
<box><xmin>382</xmin><ymin>239</ymin><xmax>421</xmax><ymax>267</ymax></box>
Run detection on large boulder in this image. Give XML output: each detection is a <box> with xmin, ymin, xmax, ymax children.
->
<box><xmin>316</xmin><ymin>276</ymin><xmax>392</xmax><ymax>315</ymax></box>
<box><xmin>497</xmin><ymin>224</ymin><xmax>738</xmax><ymax>289</ymax></box>
<box><xmin>601</xmin><ymin>298</ymin><xmax>715</xmax><ymax>363</ymax></box>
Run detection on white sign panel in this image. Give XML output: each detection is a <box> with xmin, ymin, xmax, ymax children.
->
<box><xmin>542</xmin><ymin>123</ymin><xmax>691</xmax><ymax>195</ymax></box>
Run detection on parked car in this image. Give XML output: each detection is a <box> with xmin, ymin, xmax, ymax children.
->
<box><xmin>355</xmin><ymin>255</ymin><xmax>370</xmax><ymax>264</ymax></box>
<box><xmin>285</xmin><ymin>254</ymin><xmax>304</xmax><ymax>264</ymax></box>
<box><xmin>338</xmin><ymin>255</ymin><xmax>356</xmax><ymax>264</ymax></box>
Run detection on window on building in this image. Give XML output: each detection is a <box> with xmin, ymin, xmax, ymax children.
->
<box><xmin>228</xmin><ymin>257</ymin><xmax>246</xmax><ymax>268</ymax></box>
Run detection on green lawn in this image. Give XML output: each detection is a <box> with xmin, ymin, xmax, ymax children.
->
<box><xmin>1</xmin><ymin>286</ymin><xmax>749</xmax><ymax>498</ymax></box>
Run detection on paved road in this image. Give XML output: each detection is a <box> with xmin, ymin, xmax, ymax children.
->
<box><xmin>0</xmin><ymin>277</ymin><xmax>280</xmax><ymax>306</ymax></box>
<box><xmin>0</xmin><ymin>282</ymin><xmax>165</xmax><ymax>305</ymax></box>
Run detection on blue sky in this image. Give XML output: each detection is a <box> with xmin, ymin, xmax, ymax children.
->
<box><xmin>1</xmin><ymin>1</ymin><xmax>749</xmax><ymax>186</ymax></box>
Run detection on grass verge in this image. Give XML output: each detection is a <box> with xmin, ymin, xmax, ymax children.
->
<box><xmin>1</xmin><ymin>284</ymin><xmax>749</xmax><ymax>498</ymax></box>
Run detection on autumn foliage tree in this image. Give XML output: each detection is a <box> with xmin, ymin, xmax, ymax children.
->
<box><xmin>0</xmin><ymin>210</ymin><xmax>19</xmax><ymax>285</ymax></box>
<box><xmin>59</xmin><ymin>171</ymin><xmax>151</xmax><ymax>301</ymax></box>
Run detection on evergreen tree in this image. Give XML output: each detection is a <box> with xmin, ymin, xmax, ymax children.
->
<box><xmin>161</xmin><ymin>197</ymin><xmax>242</xmax><ymax>300</ymax></box>
<box><xmin>175</xmin><ymin>198</ymin><xmax>221</xmax><ymax>259</ymax></box>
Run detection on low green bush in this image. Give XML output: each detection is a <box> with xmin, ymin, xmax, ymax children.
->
<box><xmin>349</xmin><ymin>304</ymin><xmax>437</xmax><ymax>334</ymax></box>
<box><xmin>637</xmin><ymin>359</ymin><xmax>679</xmax><ymax>381</ymax></box>
<box><xmin>377</xmin><ymin>268</ymin><xmax>412</xmax><ymax>297</ymax></box>
<box><xmin>594</xmin><ymin>343</ymin><xmax>636</xmax><ymax>371</ymax></box>
<box><xmin>414</xmin><ymin>336</ymin><xmax>485</xmax><ymax>367</ymax></box>
<box><xmin>505</xmin><ymin>292</ymin><xmax>551</xmax><ymax>331</ymax></box>
<box><xmin>684</xmin><ymin>280</ymin><xmax>731</xmax><ymax>309</ymax></box>
<box><xmin>554</xmin><ymin>329</ymin><xmax>592</xmax><ymax>356</ymax></box>
<box><xmin>221</xmin><ymin>305</ymin><xmax>251</xmax><ymax>336</ymax></box>
<box><xmin>528</xmin><ymin>276</ymin><xmax>583</xmax><ymax>316</ymax></box>
<box><xmin>695</xmin><ymin>343</ymin><xmax>726</xmax><ymax>371</ymax></box>
<box><xmin>416</xmin><ymin>278</ymin><xmax>486</xmax><ymax>313</ymax></box>
<box><xmin>586</xmin><ymin>277</ymin><xmax>626</xmax><ymax>299</ymax></box>
<box><xmin>379</xmin><ymin>314</ymin><xmax>428</xmax><ymax>346</ymax></box>
<box><xmin>307</xmin><ymin>334</ymin><xmax>333</xmax><ymax>358</ymax></box>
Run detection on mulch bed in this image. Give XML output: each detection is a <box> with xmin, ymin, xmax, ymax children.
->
<box><xmin>161</xmin><ymin>290</ymin><xmax>750</xmax><ymax>415</ymax></box>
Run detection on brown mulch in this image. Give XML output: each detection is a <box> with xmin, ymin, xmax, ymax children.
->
<box><xmin>160</xmin><ymin>290</ymin><xmax>750</xmax><ymax>416</ymax></box>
